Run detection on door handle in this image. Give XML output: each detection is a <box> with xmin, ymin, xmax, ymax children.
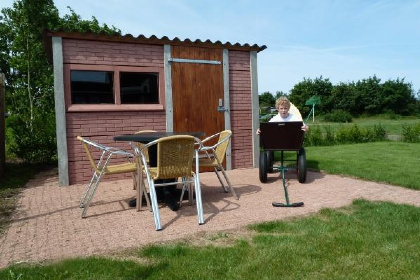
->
<box><xmin>217</xmin><ymin>106</ymin><xmax>228</xmax><ymax>112</ymax></box>
<box><xmin>217</xmin><ymin>98</ymin><xmax>228</xmax><ymax>112</ymax></box>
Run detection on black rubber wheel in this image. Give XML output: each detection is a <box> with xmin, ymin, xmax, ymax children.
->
<box><xmin>266</xmin><ymin>151</ymin><xmax>274</xmax><ymax>173</ymax></box>
<box><xmin>297</xmin><ymin>147</ymin><xmax>307</xmax><ymax>183</ymax></box>
<box><xmin>259</xmin><ymin>151</ymin><xmax>268</xmax><ymax>183</ymax></box>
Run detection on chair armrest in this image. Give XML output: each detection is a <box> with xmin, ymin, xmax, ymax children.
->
<box><xmin>201</xmin><ymin>133</ymin><xmax>231</xmax><ymax>151</ymax></box>
<box><xmin>109</xmin><ymin>149</ymin><xmax>135</xmax><ymax>157</ymax></box>
<box><xmin>200</xmin><ymin>132</ymin><xmax>221</xmax><ymax>146</ymax></box>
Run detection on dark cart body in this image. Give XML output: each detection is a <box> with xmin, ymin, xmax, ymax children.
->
<box><xmin>259</xmin><ymin>122</ymin><xmax>307</xmax><ymax>184</ymax></box>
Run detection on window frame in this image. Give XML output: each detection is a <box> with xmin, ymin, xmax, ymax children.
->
<box><xmin>64</xmin><ymin>64</ymin><xmax>165</xmax><ymax>112</ymax></box>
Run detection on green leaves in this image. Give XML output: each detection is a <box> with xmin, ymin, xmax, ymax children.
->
<box><xmin>1</xmin><ymin>1</ymin><xmax>121</xmax><ymax>163</ymax></box>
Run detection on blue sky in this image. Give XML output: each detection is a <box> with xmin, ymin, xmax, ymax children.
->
<box><xmin>2</xmin><ymin>0</ymin><xmax>420</xmax><ymax>95</ymax></box>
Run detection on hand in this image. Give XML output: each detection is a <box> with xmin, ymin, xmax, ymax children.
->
<box><xmin>256</xmin><ymin>128</ymin><xmax>261</xmax><ymax>135</ymax></box>
<box><xmin>301</xmin><ymin>125</ymin><xmax>309</xmax><ymax>132</ymax></box>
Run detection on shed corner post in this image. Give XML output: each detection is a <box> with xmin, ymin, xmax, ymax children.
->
<box><xmin>223</xmin><ymin>49</ymin><xmax>232</xmax><ymax>170</ymax></box>
<box><xmin>250</xmin><ymin>51</ymin><xmax>260</xmax><ymax>168</ymax></box>
<box><xmin>52</xmin><ymin>36</ymin><xmax>69</xmax><ymax>186</ymax></box>
<box><xmin>164</xmin><ymin>44</ymin><xmax>173</xmax><ymax>131</ymax></box>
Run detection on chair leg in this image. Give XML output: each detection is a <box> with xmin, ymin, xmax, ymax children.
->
<box><xmin>81</xmin><ymin>172</ymin><xmax>105</xmax><ymax>218</ymax></box>
<box><xmin>193</xmin><ymin>174</ymin><xmax>204</xmax><ymax>225</ymax></box>
<box><xmin>133</xmin><ymin>174</ymin><xmax>137</xmax><ymax>190</ymax></box>
<box><xmin>143</xmin><ymin>178</ymin><xmax>152</xmax><ymax>211</ymax></box>
<box><xmin>213</xmin><ymin>167</ymin><xmax>229</xmax><ymax>193</ymax></box>
<box><xmin>188</xmin><ymin>182</ymin><xmax>194</xmax><ymax>206</ymax></box>
<box><xmin>179</xmin><ymin>178</ymin><xmax>187</xmax><ymax>207</ymax></box>
<box><xmin>79</xmin><ymin>173</ymin><xmax>97</xmax><ymax>208</ymax></box>
<box><xmin>179</xmin><ymin>178</ymin><xmax>194</xmax><ymax>207</ymax></box>
<box><xmin>148</xmin><ymin>179</ymin><xmax>162</xmax><ymax>231</ymax></box>
<box><xmin>136</xmin><ymin>170</ymin><xmax>142</xmax><ymax>211</ymax></box>
<box><xmin>217</xmin><ymin>166</ymin><xmax>239</xmax><ymax>200</ymax></box>
<box><xmin>137</xmin><ymin>175</ymin><xmax>151</xmax><ymax>211</ymax></box>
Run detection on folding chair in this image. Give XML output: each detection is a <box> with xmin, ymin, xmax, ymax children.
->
<box><xmin>136</xmin><ymin>135</ymin><xmax>203</xmax><ymax>231</ymax></box>
<box><xmin>77</xmin><ymin>136</ymin><xmax>140</xmax><ymax>218</ymax></box>
<box><xmin>195</xmin><ymin>130</ymin><xmax>238</xmax><ymax>199</ymax></box>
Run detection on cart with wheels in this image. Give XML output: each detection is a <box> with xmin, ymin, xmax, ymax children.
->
<box><xmin>258</xmin><ymin>121</ymin><xmax>307</xmax><ymax>207</ymax></box>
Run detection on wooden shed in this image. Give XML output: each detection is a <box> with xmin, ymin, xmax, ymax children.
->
<box><xmin>45</xmin><ymin>31</ymin><xmax>266</xmax><ymax>186</ymax></box>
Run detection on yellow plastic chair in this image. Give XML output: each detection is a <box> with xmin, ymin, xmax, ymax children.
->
<box><xmin>77</xmin><ymin>136</ymin><xmax>140</xmax><ymax>218</ymax></box>
<box><xmin>195</xmin><ymin>130</ymin><xmax>238</xmax><ymax>199</ymax></box>
<box><xmin>136</xmin><ymin>135</ymin><xmax>203</xmax><ymax>231</ymax></box>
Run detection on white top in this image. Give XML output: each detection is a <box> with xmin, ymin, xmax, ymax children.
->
<box><xmin>269</xmin><ymin>113</ymin><xmax>303</xmax><ymax>122</ymax></box>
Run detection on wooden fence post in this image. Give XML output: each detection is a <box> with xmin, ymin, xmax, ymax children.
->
<box><xmin>0</xmin><ymin>72</ymin><xmax>5</xmax><ymax>177</ymax></box>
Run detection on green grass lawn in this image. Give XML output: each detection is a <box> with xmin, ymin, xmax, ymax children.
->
<box><xmin>1</xmin><ymin>199</ymin><xmax>418</xmax><ymax>279</ymax></box>
<box><xmin>274</xmin><ymin>142</ymin><xmax>420</xmax><ymax>190</ymax></box>
<box><xmin>305</xmin><ymin>142</ymin><xmax>420</xmax><ymax>190</ymax></box>
<box><xmin>1</xmin><ymin>140</ymin><xmax>419</xmax><ymax>278</ymax></box>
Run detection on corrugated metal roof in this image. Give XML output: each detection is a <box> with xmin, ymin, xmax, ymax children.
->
<box><xmin>44</xmin><ymin>30</ymin><xmax>267</xmax><ymax>53</ymax></box>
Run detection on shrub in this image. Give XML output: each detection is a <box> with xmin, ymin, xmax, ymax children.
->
<box><xmin>305</xmin><ymin>124</ymin><xmax>387</xmax><ymax>146</ymax></box>
<box><xmin>6</xmin><ymin>114</ymin><xmax>57</xmax><ymax>163</ymax></box>
<box><xmin>323</xmin><ymin>110</ymin><xmax>353</xmax><ymax>123</ymax></box>
<box><xmin>402</xmin><ymin>123</ymin><xmax>420</xmax><ymax>142</ymax></box>
<box><xmin>304</xmin><ymin>126</ymin><xmax>325</xmax><ymax>146</ymax></box>
<box><xmin>324</xmin><ymin>126</ymin><xmax>336</xmax><ymax>144</ymax></box>
<box><xmin>336</xmin><ymin>124</ymin><xmax>362</xmax><ymax>143</ymax></box>
<box><xmin>259</xmin><ymin>114</ymin><xmax>272</xmax><ymax>123</ymax></box>
<box><xmin>373</xmin><ymin>124</ymin><xmax>387</xmax><ymax>140</ymax></box>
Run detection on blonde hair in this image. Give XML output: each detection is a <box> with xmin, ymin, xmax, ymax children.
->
<box><xmin>275</xmin><ymin>96</ymin><xmax>291</xmax><ymax>110</ymax></box>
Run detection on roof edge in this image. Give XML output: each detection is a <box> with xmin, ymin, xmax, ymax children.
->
<box><xmin>44</xmin><ymin>30</ymin><xmax>267</xmax><ymax>53</ymax></box>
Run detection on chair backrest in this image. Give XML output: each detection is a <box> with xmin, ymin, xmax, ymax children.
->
<box><xmin>151</xmin><ymin>135</ymin><xmax>196</xmax><ymax>180</ymax></box>
<box><xmin>134</xmin><ymin>130</ymin><xmax>157</xmax><ymax>162</ymax></box>
<box><xmin>213</xmin><ymin>130</ymin><xmax>232</xmax><ymax>165</ymax></box>
<box><xmin>77</xmin><ymin>135</ymin><xmax>135</xmax><ymax>174</ymax></box>
<box><xmin>77</xmin><ymin>136</ymin><xmax>104</xmax><ymax>174</ymax></box>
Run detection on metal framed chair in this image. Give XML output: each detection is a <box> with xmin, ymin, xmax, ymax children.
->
<box><xmin>132</xmin><ymin>130</ymin><xmax>157</xmax><ymax>210</ymax></box>
<box><xmin>195</xmin><ymin>130</ymin><xmax>238</xmax><ymax>200</ymax></box>
<box><xmin>76</xmin><ymin>136</ymin><xmax>140</xmax><ymax>218</ymax></box>
<box><xmin>135</xmin><ymin>135</ymin><xmax>203</xmax><ymax>231</ymax></box>
<box><xmin>134</xmin><ymin>130</ymin><xmax>157</xmax><ymax>165</ymax></box>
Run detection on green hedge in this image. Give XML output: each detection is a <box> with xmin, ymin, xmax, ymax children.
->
<box><xmin>304</xmin><ymin>124</ymin><xmax>387</xmax><ymax>146</ymax></box>
<box><xmin>401</xmin><ymin>123</ymin><xmax>420</xmax><ymax>142</ymax></box>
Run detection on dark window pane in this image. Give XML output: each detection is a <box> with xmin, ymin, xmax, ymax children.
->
<box><xmin>71</xmin><ymin>70</ymin><xmax>114</xmax><ymax>104</ymax></box>
<box><xmin>120</xmin><ymin>72</ymin><xmax>159</xmax><ymax>104</ymax></box>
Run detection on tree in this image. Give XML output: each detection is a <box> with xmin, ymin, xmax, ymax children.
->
<box><xmin>330</xmin><ymin>82</ymin><xmax>357</xmax><ymax>113</ymax></box>
<box><xmin>289</xmin><ymin>76</ymin><xmax>332</xmax><ymax>117</ymax></box>
<box><xmin>259</xmin><ymin>91</ymin><xmax>276</xmax><ymax>108</ymax></box>
<box><xmin>1</xmin><ymin>0</ymin><xmax>61</xmax><ymax>162</ymax></box>
<box><xmin>275</xmin><ymin>91</ymin><xmax>288</xmax><ymax>99</ymax></box>
<box><xmin>381</xmin><ymin>78</ymin><xmax>416</xmax><ymax>115</ymax></box>
<box><xmin>1</xmin><ymin>0</ymin><xmax>59</xmax><ymax>125</ymax></box>
<box><xmin>353</xmin><ymin>75</ymin><xmax>383</xmax><ymax>115</ymax></box>
<box><xmin>0</xmin><ymin>0</ymin><xmax>120</xmax><ymax>162</ymax></box>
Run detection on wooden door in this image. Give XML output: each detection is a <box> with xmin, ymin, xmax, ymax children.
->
<box><xmin>171</xmin><ymin>46</ymin><xmax>225</xmax><ymax>143</ymax></box>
